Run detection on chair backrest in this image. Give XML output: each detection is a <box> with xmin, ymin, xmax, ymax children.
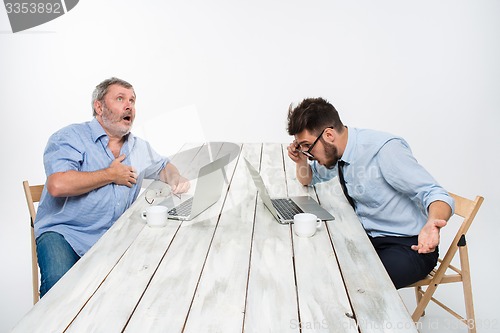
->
<box><xmin>441</xmin><ymin>192</ymin><xmax>484</xmax><ymax>265</ymax></box>
<box><xmin>22</xmin><ymin>180</ymin><xmax>44</xmax><ymax>304</ymax></box>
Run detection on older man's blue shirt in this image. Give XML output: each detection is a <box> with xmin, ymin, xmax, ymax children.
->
<box><xmin>34</xmin><ymin>118</ymin><xmax>168</xmax><ymax>256</ymax></box>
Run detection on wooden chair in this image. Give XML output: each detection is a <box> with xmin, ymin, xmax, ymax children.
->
<box><xmin>22</xmin><ymin>180</ymin><xmax>44</xmax><ymax>304</ymax></box>
<box><xmin>410</xmin><ymin>192</ymin><xmax>484</xmax><ymax>333</ymax></box>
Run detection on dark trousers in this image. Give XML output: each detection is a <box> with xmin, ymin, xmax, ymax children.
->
<box><xmin>369</xmin><ymin>235</ymin><xmax>438</xmax><ymax>289</ymax></box>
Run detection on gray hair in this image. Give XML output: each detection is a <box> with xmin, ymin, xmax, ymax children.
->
<box><xmin>92</xmin><ymin>77</ymin><xmax>134</xmax><ymax>116</ymax></box>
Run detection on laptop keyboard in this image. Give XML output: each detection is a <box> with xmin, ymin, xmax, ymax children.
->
<box><xmin>168</xmin><ymin>197</ymin><xmax>194</xmax><ymax>217</ymax></box>
<box><xmin>271</xmin><ymin>198</ymin><xmax>303</xmax><ymax>220</ymax></box>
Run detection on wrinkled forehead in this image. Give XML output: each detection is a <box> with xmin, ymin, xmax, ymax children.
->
<box><xmin>106</xmin><ymin>83</ymin><xmax>136</xmax><ymax>98</ymax></box>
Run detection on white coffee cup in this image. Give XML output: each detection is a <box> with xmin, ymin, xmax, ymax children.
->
<box><xmin>141</xmin><ymin>205</ymin><xmax>168</xmax><ymax>228</ymax></box>
<box><xmin>293</xmin><ymin>213</ymin><xmax>321</xmax><ymax>237</ymax></box>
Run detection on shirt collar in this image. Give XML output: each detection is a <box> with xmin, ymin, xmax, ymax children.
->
<box><xmin>340</xmin><ymin>127</ymin><xmax>357</xmax><ymax>165</ymax></box>
<box><xmin>90</xmin><ymin>118</ymin><xmax>107</xmax><ymax>143</ymax></box>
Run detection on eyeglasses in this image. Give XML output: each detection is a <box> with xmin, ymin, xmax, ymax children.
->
<box><xmin>145</xmin><ymin>187</ymin><xmax>181</xmax><ymax>205</ymax></box>
<box><xmin>296</xmin><ymin>126</ymin><xmax>333</xmax><ymax>160</ymax></box>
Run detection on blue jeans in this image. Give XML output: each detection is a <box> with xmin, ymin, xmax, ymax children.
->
<box><xmin>36</xmin><ymin>231</ymin><xmax>80</xmax><ymax>297</ymax></box>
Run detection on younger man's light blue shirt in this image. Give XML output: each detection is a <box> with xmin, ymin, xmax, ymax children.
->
<box><xmin>310</xmin><ymin>128</ymin><xmax>454</xmax><ymax>237</ymax></box>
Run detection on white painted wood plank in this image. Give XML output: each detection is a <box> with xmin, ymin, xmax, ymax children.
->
<box><xmin>123</xmin><ymin>143</ymin><xmax>241</xmax><ymax>332</ymax></box>
<box><xmin>243</xmin><ymin>143</ymin><xmax>300</xmax><ymax>333</ymax></box>
<box><xmin>65</xmin><ymin>217</ymin><xmax>182</xmax><ymax>332</ymax></box>
<box><xmin>282</xmin><ymin>145</ymin><xmax>358</xmax><ymax>332</ymax></box>
<box><xmin>317</xmin><ymin>179</ymin><xmax>417</xmax><ymax>333</ymax></box>
<box><xmin>183</xmin><ymin>143</ymin><xmax>261</xmax><ymax>333</ymax></box>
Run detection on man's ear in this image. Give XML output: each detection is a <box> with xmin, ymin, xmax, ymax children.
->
<box><xmin>94</xmin><ymin>100</ymin><xmax>102</xmax><ymax>115</ymax></box>
<box><xmin>323</xmin><ymin>127</ymin><xmax>336</xmax><ymax>143</ymax></box>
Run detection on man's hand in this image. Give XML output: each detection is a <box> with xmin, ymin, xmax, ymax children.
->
<box><xmin>160</xmin><ymin>162</ymin><xmax>190</xmax><ymax>195</ymax></box>
<box><xmin>108</xmin><ymin>154</ymin><xmax>137</xmax><ymax>188</ymax></box>
<box><xmin>287</xmin><ymin>141</ymin><xmax>308</xmax><ymax>164</ymax></box>
<box><xmin>47</xmin><ymin>154</ymin><xmax>138</xmax><ymax>196</ymax></box>
<box><xmin>168</xmin><ymin>174</ymin><xmax>190</xmax><ymax>195</ymax></box>
<box><xmin>287</xmin><ymin>141</ymin><xmax>312</xmax><ymax>186</ymax></box>
<box><xmin>411</xmin><ymin>219</ymin><xmax>447</xmax><ymax>254</ymax></box>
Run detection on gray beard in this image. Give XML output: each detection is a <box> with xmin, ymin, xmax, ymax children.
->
<box><xmin>101</xmin><ymin>104</ymin><xmax>132</xmax><ymax>137</ymax></box>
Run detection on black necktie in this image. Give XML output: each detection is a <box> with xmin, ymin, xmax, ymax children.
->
<box><xmin>338</xmin><ymin>160</ymin><xmax>355</xmax><ymax>209</ymax></box>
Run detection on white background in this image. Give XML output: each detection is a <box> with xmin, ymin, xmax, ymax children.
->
<box><xmin>1</xmin><ymin>1</ymin><xmax>499</xmax><ymax>332</ymax></box>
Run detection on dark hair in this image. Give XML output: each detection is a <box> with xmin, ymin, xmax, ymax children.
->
<box><xmin>287</xmin><ymin>97</ymin><xmax>344</xmax><ymax>136</ymax></box>
<box><xmin>92</xmin><ymin>77</ymin><xmax>134</xmax><ymax>116</ymax></box>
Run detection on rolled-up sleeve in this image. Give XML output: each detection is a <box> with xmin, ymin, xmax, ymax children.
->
<box><xmin>377</xmin><ymin>139</ymin><xmax>455</xmax><ymax>215</ymax></box>
<box><xmin>44</xmin><ymin>130</ymin><xmax>84</xmax><ymax>176</ymax></box>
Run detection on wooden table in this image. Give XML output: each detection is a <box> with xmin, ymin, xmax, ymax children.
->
<box><xmin>13</xmin><ymin>143</ymin><xmax>417</xmax><ymax>333</ymax></box>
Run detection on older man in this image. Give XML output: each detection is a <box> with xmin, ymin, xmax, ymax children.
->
<box><xmin>35</xmin><ymin>77</ymin><xmax>189</xmax><ymax>297</ymax></box>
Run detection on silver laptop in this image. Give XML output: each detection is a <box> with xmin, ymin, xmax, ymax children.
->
<box><xmin>244</xmin><ymin>158</ymin><xmax>334</xmax><ymax>224</ymax></box>
<box><xmin>164</xmin><ymin>154</ymin><xmax>230</xmax><ymax>221</ymax></box>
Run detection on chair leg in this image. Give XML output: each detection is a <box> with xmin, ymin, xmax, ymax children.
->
<box><xmin>31</xmin><ymin>227</ymin><xmax>39</xmax><ymax>304</ymax></box>
<box><xmin>414</xmin><ymin>286</ymin><xmax>425</xmax><ymax>317</ymax></box>
<box><xmin>412</xmin><ymin>279</ymin><xmax>441</xmax><ymax>322</ymax></box>
<box><xmin>459</xmin><ymin>245</ymin><xmax>476</xmax><ymax>333</ymax></box>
